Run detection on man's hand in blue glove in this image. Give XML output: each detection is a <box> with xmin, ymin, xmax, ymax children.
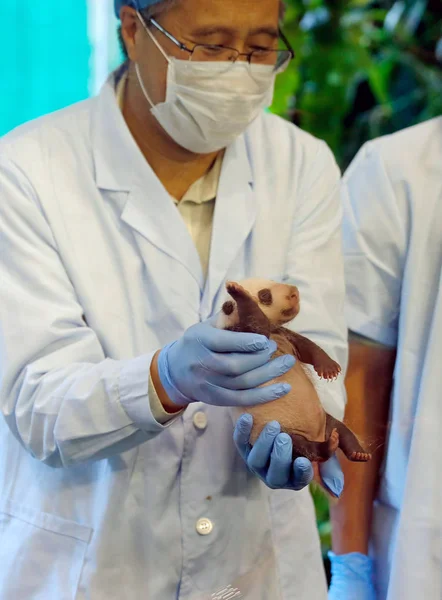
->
<box><xmin>153</xmin><ymin>317</ymin><xmax>296</xmax><ymax>410</ymax></box>
<box><xmin>233</xmin><ymin>414</ymin><xmax>344</xmax><ymax>495</ymax></box>
<box><xmin>328</xmin><ymin>552</ymin><xmax>376</xmax><ymax>600</ymax></box>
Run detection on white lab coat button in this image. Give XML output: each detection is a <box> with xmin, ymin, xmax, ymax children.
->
<box><xmin>193</xmin><ymin>411</ymin><xmax>207</xmax><ymax>430</ymax></box>
<box><xmin>196</xmin><ymin>517</ymin><xmax>213</xmax><ymax>535</ymax></box>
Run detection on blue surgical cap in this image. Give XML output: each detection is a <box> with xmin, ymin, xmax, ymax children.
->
<box><xmin>114</xmin><ymin>1</ymin><xmax>162</xmax><ymax>18</ymax></box>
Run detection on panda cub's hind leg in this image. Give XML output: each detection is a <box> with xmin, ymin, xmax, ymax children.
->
<box><xmin>290</xmin><ymin>429</ymin><xmax>339</xmax><ymax>462</ymax></box>
<box><xmin>325</xmin><ymin>414</ymin><xmax>371</xmax><ymax>462</ymax></box>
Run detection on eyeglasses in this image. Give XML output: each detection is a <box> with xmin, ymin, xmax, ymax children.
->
<box><xmin>143</xmin><ymin>16</ymin><xmax>295</xmax><ymax>75</ymax></box>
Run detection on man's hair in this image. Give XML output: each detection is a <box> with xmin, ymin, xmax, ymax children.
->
<box><xmin>117</xmin><ymin>0</ymin><xmax>287</xmax><ymax>60</ymax></box>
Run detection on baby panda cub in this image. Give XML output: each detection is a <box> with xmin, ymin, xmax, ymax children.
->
<box><xmin>217</xmin><ymin>278</ymin><xmax>371</xmax><ymax>464</ymax></box>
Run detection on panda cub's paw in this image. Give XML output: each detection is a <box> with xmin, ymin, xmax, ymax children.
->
<box><xmin>225</xmin><ymin>281</ymin><xmax>253</xmax><ymax>301</ymax></box>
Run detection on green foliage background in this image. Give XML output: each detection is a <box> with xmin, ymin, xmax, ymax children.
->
<box><xmin>270</xmin><ymin>0</ymin><xmax>442</xmax><ymax>171</ymax></box>
<box><xmin>269</xmin><ymin>0</ymin><xmax>441</xmax><ymax>576</ymax></box>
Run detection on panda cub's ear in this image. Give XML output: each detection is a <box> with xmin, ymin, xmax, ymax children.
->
<box><xmin>222</xmin><ymin>300</ymin><xmax>235</xmax><ymax>315</ymax></box>
<box><xmin>258</xmin><ymin>288</ymin><xmax>273</xmax><ymax>305</ymax></box>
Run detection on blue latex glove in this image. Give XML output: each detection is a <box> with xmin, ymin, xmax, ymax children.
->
<box><xmin>157</xmin><ymin>317</ymin><xmax>296</xmax><ymax>408</ymax></box>
<box><xmin>328</xmin><ymin>552</ymin><xmax>376</xmax><ymax>600</ymax></box>
<box><xmin>233</xmin><ymin>414</ymin><xmax>345</xmax><ymax>494</ymax></box>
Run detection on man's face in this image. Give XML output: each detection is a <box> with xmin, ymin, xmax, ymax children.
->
<box><xmin>122</xmin><ymin>0</ymin><xmax>281</xmax><ymax>106</ymax></box>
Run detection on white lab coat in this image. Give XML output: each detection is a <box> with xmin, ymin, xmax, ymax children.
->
<box><xmin>341</xmin><ymin>116</ymin><xmax>442</xmax><ymax>600</ymax></box>
<box><xmin>0</xmin><ymin>70</ymin><xmax>347</xmax><ymax>600</ymax></box>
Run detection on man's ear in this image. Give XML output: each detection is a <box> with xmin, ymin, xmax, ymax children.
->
<box><xmin>120</xmin><ymin>6</ymin><xmax>141</xmax><ymax>62</ymax></box>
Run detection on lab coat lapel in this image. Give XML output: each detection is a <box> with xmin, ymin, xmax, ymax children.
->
<box><xmin>120</xmin><ymin>185</ymin><xmax>204</xmax><ymax>291</ymax></box>
<box><xmin>200</xmin><ymin>135</ymin><xmax>256</xmax><ymax>318</ymax></box>
<box><xmin>91</xmin><ymin>73</ymin><xmax>203</xmax><ymax>291</ymax></box>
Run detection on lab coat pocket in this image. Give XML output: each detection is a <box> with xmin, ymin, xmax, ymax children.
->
<box><xmin>0</xmin><ymin>500</ymin><xmax>92</xmax><ymax>600</ymax></box>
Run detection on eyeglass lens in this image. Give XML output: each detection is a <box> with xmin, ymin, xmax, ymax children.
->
<box><xmin>189</xmin><ymin>45</ymin><xmax>291</xmax><ymax>71</ymax></box>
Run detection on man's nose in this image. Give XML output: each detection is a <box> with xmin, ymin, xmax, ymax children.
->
<box><xmin>289</xmin><ymin>286</ymin><xmax>298</xmax><ymax>299</ymax></box>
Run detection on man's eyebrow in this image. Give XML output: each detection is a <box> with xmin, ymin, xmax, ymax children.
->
<box><xmin>190</xmin><ymin>25</ymin><xmax>279</xmax><ymax>39</ymax></box>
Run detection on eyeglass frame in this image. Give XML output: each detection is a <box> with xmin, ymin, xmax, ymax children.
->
<box><xmin>141</xmin><ymin>14</ymin><xmax>295</xmax><ymax>69</ymax></box>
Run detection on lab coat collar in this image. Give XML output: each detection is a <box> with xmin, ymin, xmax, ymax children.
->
<box><xmin>91</xmin><ymin>71</ymin><xmax>204</xmax><ymax>288</ymax></box>
<box><xmin>91</xmin><ymin>69</ymin><xmax>255</xmax><ymax>303</ymax></box>
<box><xmin>91</xmin><ymin>69</ymin><xmax>148</xmax><ymax>192</ymax></box>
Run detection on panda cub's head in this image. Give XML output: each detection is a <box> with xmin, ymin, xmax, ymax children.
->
<box><xmin>217</xmin><ymin>278</ymin><xmax>300</xmax><ymax>329</ymax></box>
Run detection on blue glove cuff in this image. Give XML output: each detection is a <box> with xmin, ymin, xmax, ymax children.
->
<box><xmin>157</xmin><ymin>342</ymin><xmax>193</xmax><ymax>407</ymax></box>
<box><xmin>328</xmin><ymin>551</ymin><xmax>374</xmax><ymax>579</ymax></box>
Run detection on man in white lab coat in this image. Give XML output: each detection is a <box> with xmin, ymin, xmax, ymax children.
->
<box><xmin>328</xmin><ymin>116</ymin><xmax>442</xmax><ymax>600</ymax></box>
<box><xmin>0</xmin><ymin>0</ymin><xmax>347</xmax><ymax>598</ymax></box>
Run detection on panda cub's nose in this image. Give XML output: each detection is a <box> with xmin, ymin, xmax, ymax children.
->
<box><xmin>289</xmin><ymin>286</ymin><xmax>299</xmax><ymax>299</ymax></box>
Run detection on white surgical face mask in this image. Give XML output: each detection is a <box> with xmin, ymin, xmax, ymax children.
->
<box><xmin>134</xmin><ymin>14</ymin><xmax>277</xmax><ymax>154</ymax></box>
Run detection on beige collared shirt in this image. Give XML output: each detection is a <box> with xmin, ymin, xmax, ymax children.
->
<box><xmin>116</xmin><ymin>71</ymin><xmax>220</xmax><ymax>422</ymax></box>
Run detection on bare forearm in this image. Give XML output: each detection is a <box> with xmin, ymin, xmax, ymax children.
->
<box><xmin>330</xmin><ymin>337</ymin><xmax>396</xmax><ymax>554</ymax></box>
<box><xmin>330</xmin><ymin>438</ymin><xmax>386</xmax><ymax>554</ymax></box>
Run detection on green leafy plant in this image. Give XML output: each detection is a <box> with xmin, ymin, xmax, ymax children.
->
<box><xmin>271</xmin><ymin>0</ymin><xmax>442</xmax><ymax>169</ymax></box>
<box><xmin>310</xmin><ymin>484</ymin><xmax>333</xmax><ymax>581</ymax></box>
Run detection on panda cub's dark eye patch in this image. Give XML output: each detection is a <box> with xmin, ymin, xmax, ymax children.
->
<box><xmin>258</xmin><ymin>288</ymin><xmax>273</xmax><ymax>305</ymax></box>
